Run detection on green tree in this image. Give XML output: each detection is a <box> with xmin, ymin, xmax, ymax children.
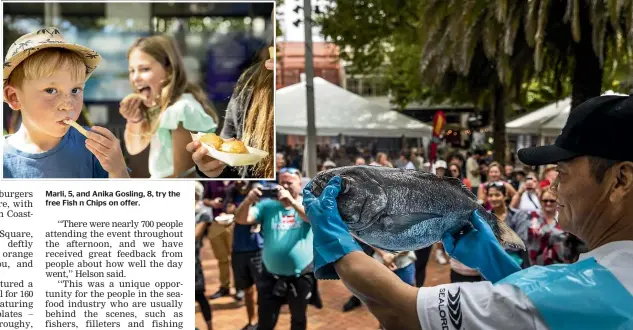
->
<box><xmin>317</xmin><ymin>0</ymin><xmax>633</xmax><ymax>162</ymax></box>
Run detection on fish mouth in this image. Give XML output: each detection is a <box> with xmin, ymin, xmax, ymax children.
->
<box><xmin>309</xmin><ymin>172</ymin><xmax>334</xmax><ymax>198</ymax></box>
<box><xmin>309</xmin><ymin>168</ymin><xmax>362</xmax><ymax>226</ymax></box>
<box><xmin>309</xmin><ymin>166</ymin><xmax>386</xmax><ymax>231</ymax></box>
<box><xmin>310</xmin><ymin>167</ymin><xmax>351</xmax><ymax>197</ymax></box>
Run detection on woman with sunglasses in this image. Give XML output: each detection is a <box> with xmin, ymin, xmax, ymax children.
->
<box><xmin>526</xmin><ymin>190</ymin><xmax>569</xmax><ymax>266</ymax></box>
<box><xmin>448</xmin><ymin>163</ymin><xmax>472</xmax><ymax>190</ymax></box>
<box><xmin>486</xmin><ymin>181</ymin><xmax>530</xmax><ymax>268</ymax></box>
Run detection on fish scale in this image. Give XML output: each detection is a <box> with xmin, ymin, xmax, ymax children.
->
<box><xmin>310</xmin><ymin>165</ymin><xmax>525</xmax><ymax>252</ymax></box>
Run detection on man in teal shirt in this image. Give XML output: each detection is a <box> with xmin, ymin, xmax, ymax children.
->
<box><xmin>234</xmin><ymin>168</ymin><xmax>313</xmax><ymax>330</ymax></box>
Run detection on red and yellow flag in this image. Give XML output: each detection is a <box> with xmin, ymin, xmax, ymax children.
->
<box><xmin>429</xmin><ymin>111</ymin><xmax>446</xmax><ymax>164</ymax></box>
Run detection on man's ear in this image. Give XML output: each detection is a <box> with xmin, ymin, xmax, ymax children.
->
<box><xmin>3</xmin><ymin>85</ymin><xmax>21</xmax><ymax>111</ymax></box>
<box><xmin>609</xmin><ymin>161</ymin><xmax>633</xmax><ymax>203</ymax></box>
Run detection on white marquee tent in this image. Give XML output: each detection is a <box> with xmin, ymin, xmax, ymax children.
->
<box><xmin>506</xmin><ymin>98</ymin><xmax>571</xmax><ymax>135</ymax></box>
<box><xmin>275</xmin><ymin>77</ymin><xmax>433</xmax><ymax>138</ymax></box>
<box><xmin>506</xmin><ymin>91</ymin><xmax>627</xmax><ymax>137</ymax></box>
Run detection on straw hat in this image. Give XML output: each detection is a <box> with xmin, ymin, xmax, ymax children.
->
<box><xmin>3</xmin><ymin>27</ymin><xmax>102</xmax><ymax>87</ymax></box>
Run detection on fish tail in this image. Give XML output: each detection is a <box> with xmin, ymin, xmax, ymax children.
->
<box><xmin>496</xmin><ymin>220</ymin><xmax>526</xmax><ymax>251</ymax></box>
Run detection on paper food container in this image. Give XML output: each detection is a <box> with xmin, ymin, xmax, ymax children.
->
<box><xmin>190</xmin><ymin>132</ymin><xmax>268</xmax><ymax>167</ymax></box>
<box><xmin>214</xmin><ymin>214</ymin><xmax>234</xmax><ymax>225</ymax></box>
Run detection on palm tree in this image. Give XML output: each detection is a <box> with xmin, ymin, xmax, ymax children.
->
<box><xmin>419</xmin><ymin>0</ymin><xmax>633</xmax><ymax>109</ymax></box>
<box><xmin>418</xmin><ymin>0</ymin><xmax>632</xmax><ymax>161</ymax></box>
<box><xmin>418</xmin><ymin>1</ymin><xmax>537</xmax><ymax>163</ymax></box>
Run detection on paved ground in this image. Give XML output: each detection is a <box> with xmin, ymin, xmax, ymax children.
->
<box><xmin>195</xmin><ymin>240</ymin><xmax>451</xmax><ymax>330</ymax></box>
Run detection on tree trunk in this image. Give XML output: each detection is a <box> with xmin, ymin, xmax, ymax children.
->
<box><xmin>571</xmin><ymin>2</ymin><xmax>603</xmax><ymax>109</ymax></box>
<box><xmin>492</xmin><ymin>83</ymin><xmax>507</xmax><ymax>164</ymax></box>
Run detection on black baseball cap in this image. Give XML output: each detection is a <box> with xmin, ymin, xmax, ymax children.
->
<box><xmin>518</xmin><ymin>94</ymin><xmax>633</xmax><ymax>166</ymax></box>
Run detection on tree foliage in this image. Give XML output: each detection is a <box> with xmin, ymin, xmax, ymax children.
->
<box><xmin>317</xmin><ymin>0</ymin><xmax>633</xmax><ymax>162</ymax></box>
<box><xmin>319</xmin><ymin>0</ymin><xmax>632</xmax><ymax>106</ymax></box>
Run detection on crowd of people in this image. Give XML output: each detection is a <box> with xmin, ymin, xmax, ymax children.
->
<box><xmin>193</xmin><ymin>143</ymin><xmax>588</xmax><ymax>329</ymax></box>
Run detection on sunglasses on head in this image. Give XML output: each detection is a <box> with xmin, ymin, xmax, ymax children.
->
<box><xmin>487</xmin><ymin>181</ymin><xmax>505</xmax><ymax>188</ymax></box>
<box><xmin>280</xmin><ymin>167</ymin><xmax>301</xmax><ymax>175</ymax></box>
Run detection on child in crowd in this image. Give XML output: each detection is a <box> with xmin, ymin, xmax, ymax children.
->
<box><xmin>3</xmin><ymin>27</ymin><xmax>129</xmax><ymax>178</ymax></box>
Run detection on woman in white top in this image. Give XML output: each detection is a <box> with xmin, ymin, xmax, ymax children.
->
<box><xmin>119</xmin><ymin>35</ymin><xmax>218</xmax><ymax>178</ymax></box>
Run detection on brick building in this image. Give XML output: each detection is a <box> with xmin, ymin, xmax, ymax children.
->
<box><xmin>275</xmin><ymin>41</ymin><xmax>343</xmax><ymax>89</ymax></box>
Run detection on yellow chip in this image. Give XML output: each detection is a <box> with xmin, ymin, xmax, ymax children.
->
<box><xmin>64</xmin><ymin>119</ymin><xmax>88</xmax><ymax>137</ymax></box>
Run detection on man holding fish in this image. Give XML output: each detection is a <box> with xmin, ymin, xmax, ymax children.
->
<box><xmin>303</xmin><ymin>94</ymin><xmax>633</xmax><ymax>329</ymax></box>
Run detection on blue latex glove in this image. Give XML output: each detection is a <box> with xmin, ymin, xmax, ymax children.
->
<box><xmin>303</xmin><ymin>176</ymin><xmax>363</xmax><ymax>280</ymax></box>
<box><xmin>442</xmin><ymin>209</ymin><xmax>522</xmax><ymax>283</ymax></box>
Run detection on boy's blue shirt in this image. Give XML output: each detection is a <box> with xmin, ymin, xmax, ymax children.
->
<box><xmin>3</xmin><ymin>127</ymin><xmax>108</xmax><ymax>178</ymax></box>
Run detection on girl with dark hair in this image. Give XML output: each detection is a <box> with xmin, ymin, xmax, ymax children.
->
<box><xmin>486</xmin><ymin>181</ymin><xmax>530</xmax><ymax>268</ymax></box>
<box><xmin>476</xmin><ymin>162</ymin><xmax>517</xmax><ymax>208</ymax></box>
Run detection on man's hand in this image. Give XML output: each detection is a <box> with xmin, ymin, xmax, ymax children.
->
<box><xmin>381</xmin><ymin>253</ymin><xmax>397</xmax><ymax>271</ymax></box>
<box><xmin>246</xmin><ymin>187</ymin><xmax>262</xmax><ymax>204</ymax></box>
<box><xmin>86</xmin><ymin>127</ymin><xmax>129</xmax><ymax>178</ymax></box>
<box><xmin>234</xmin><ymin>188</ymin><xmax>260</xmax><ymax>226</ymax></box>
<box><xmin>203</xmin><ymin>197</ymin><xmax>223</xmax><ymax>209</ymax></box>
<box><xmin>278</xmin><ymin>187</ymin><xmax>295</xmax><ymax>204</ymax></box>
<box><xmin>303</xmin><ymin>176</ymin><xmax>362</xmax><ymax>280</ymax></box>
<box><xmin>211</xmin><ymin>197</ymin><xmax>223</xmax><ymax>209</ymax></box>
<box><xmin>442</xmin><ymin>209</ymin><xmax>521</xmax><ymax>283</ymax></box>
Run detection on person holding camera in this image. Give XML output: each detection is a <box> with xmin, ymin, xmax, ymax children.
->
<box><xmin>510</xmin><ymin>175</ymin><xmax>541</xmax><ymax>212</ymax></box>
<box><xmin>234</xmin><ymin>167</ymin><xmax>313</xmax><ymax>330</ymax></box>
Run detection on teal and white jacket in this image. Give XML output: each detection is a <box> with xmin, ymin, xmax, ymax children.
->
<box><xmin>416</xmin><ymin>241</ymin><xmax>633</xmax><ymax>330</ymax></box>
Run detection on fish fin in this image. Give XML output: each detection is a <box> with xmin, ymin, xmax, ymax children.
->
<box><xmin>496</xmin><ymin>219</ymin><xmax>527</xmax><ymax>251</ymax></box>
<box><xmin>382</xmin><ymin>212</ymin><xmax>443</xmax><ymax>233</ymax></box>
<box><xmin>443</xmin><ymin>177</ymin><xmax>477</xmax><ymax>201</ymax></box>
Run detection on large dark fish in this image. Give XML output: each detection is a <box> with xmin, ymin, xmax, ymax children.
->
<box><xmin>308</xmin><ymin>165</ymin><xmax>525</xmax><ymax>252</ymax></box>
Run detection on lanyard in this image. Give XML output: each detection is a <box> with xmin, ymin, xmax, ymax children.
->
<box><xmin>525</xmin><ymin>192</ymin><xmax>540</xmax><ymax>209</ymax></box>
